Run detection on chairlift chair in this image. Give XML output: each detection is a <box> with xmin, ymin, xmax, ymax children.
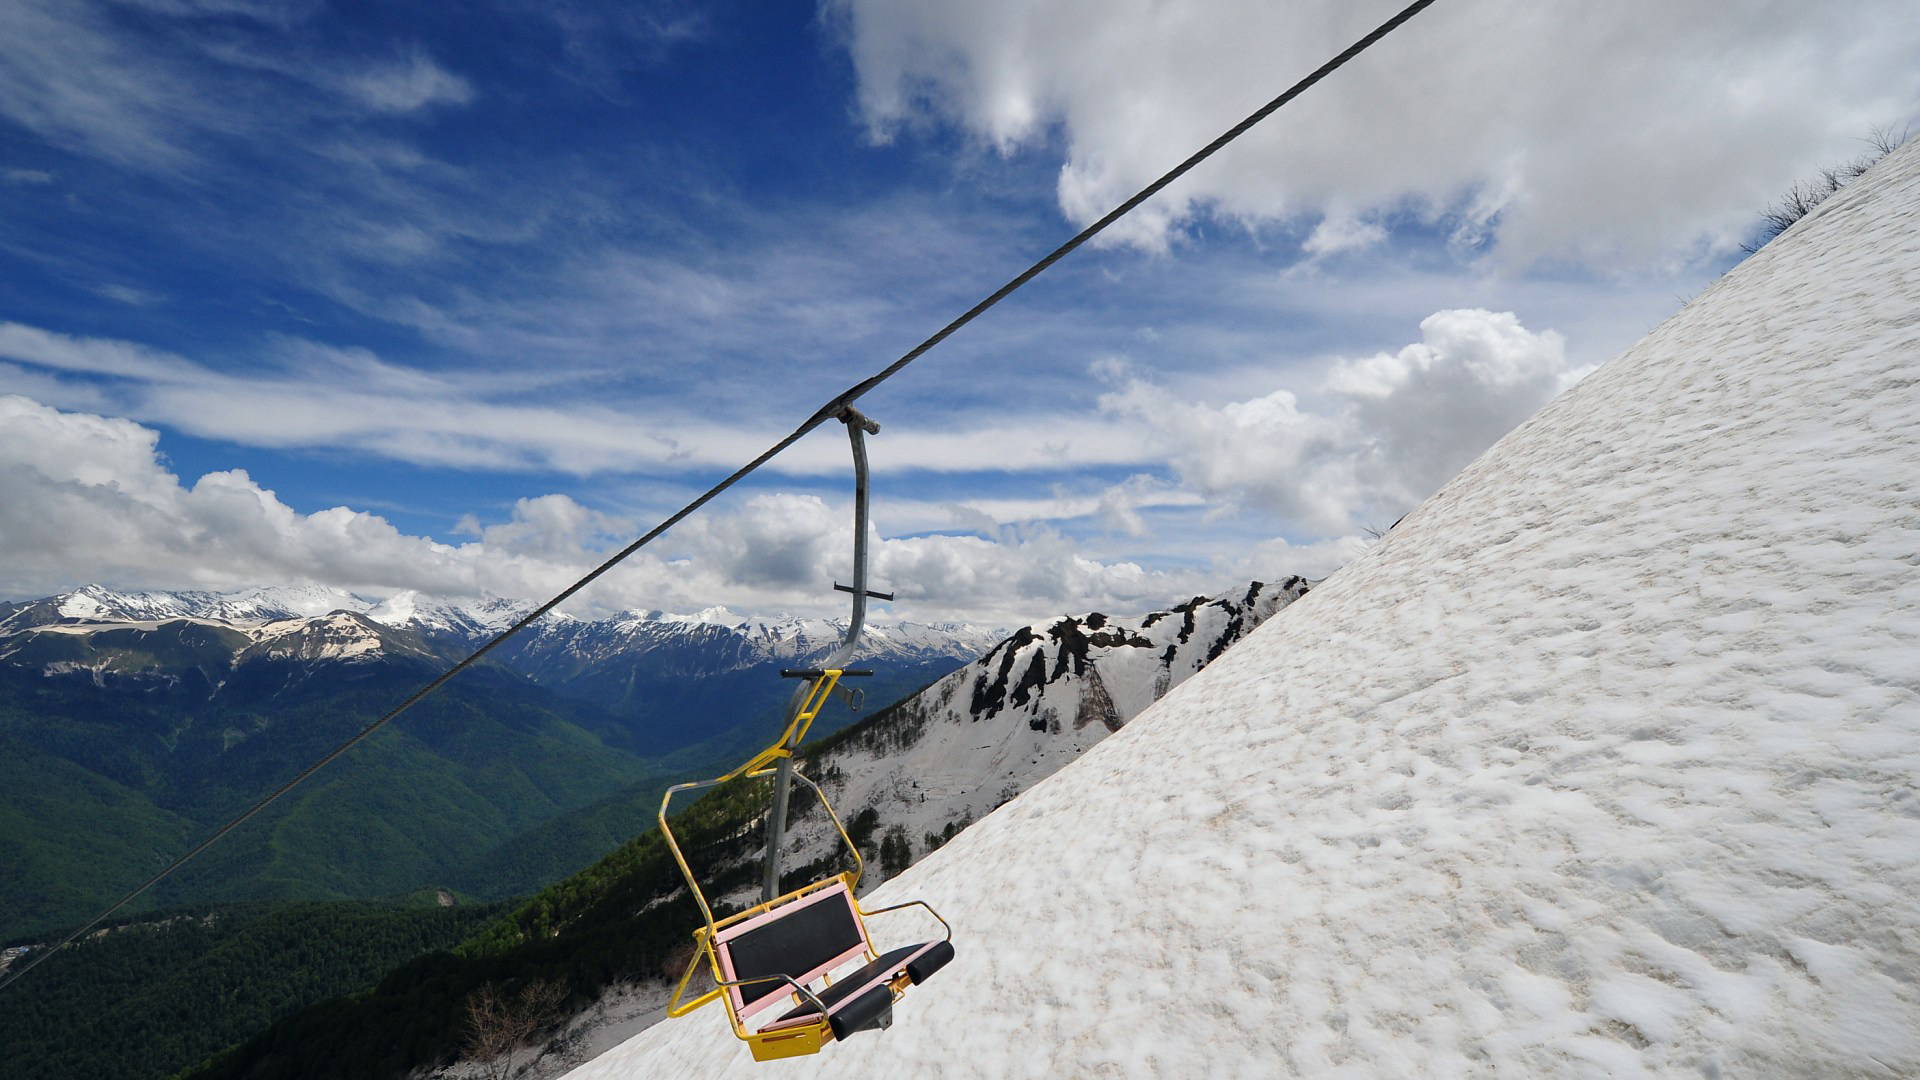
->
<box><xmin>659</xmin><ymin>668</ymin><xmax>954</xmax><ymax>1061</ymax></box>
<box><xmin>657</xmin><ymin>408</ymin><xmax>954</xmax><ymax>1061</ymax></box>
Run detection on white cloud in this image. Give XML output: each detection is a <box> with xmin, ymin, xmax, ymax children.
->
<box><xmin>0</xmin><ymin>393</ymin><xmax>469</xmax><ymax>597</ymax></box>
<box><xmin>0</xmin><ymin>1</ymin><xmax>470</xmax><ymax>177</ymax></box>
<box><xmin>1223</xmin><ymin>533</ymin><xmax>1374</xmax><ymax>582</ymax></box>
<box><xmin>1103</xmin><ymin>307</ymin><xmax>1579</xmax><ymax>534</ymax></box>
<box><xmin>3</xmin><ymin>168</ymin><xmax>56</xmax><ymax>185</ymax></box>
<box><xmin>0</xmin><ymin>321</ymin><xmax>1186</xmax><ymax>478</ymax></box>
<box><xmin>0</xmin><ymin>0</ymin><xmax>221</xmax><ymax>170</ymax></box>
<box><xmin>0</xmin><ymin>395</ymin><xmax>1268</xmax><ymax>622</ymax></box>
<box><xmin>669</xmin><ymin>494</ymin><xmax>1218</xmax><ymax>621</ymax></box>
<box><xmin>1330</xmin><ymin>308</ymin><xmax>1579</xmax><ymax>506</ymax></box>
<box><xmin>870</xmin><ymin>526</ymin><xmax>1185</xmax><ymax>620</ymax></box>
<box><xmin>97</xmin><ymin>284</ymin><xmax>166</xmax><ymax>306</ymax></box>
<box><xmin>0</xmin><ymin>322</ymin><xmax>202</xmax><ymax>382</ymax></box>
<box><xmin>0</xmin><ymin>308</ymin><xmax>1585</xmax><ymax>599</ymax></box>
<box><xmin>827</xmin><ymin>0</ymin><xmax>1920</xmax><ymax>267</ymax></box>
<box><xmin>1302</xmin><ymin>212</ymin><xmax>1386</xmax><ymax>258</ymax></box>
<box><xmin>339</xmin><ymin>52</ymin><xmax>475</xmax><ymax>114</ymax></box>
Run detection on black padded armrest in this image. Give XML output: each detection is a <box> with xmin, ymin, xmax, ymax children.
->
<box><xmin>829</xmin><ymin>985</ymin><xmax>893</xmax><ymax>1040</ymax></box>
<box><xmin>906</xmin><ymin>939</ymin><xmax>953</xmax><ymax>984</ymax></box>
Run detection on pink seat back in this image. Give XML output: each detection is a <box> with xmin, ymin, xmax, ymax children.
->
<box><xmin>714</xmin><ymin>882</ymin><xmax>872</xmax><ymax>1028</ymax></box>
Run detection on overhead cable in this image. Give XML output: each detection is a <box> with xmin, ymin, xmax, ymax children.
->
<box><xmin>0</xmin><ymin>0</ymin><xmax>1439</xmax><ymax>995</ymax></box>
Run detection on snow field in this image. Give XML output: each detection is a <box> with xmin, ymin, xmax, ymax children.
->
<box><xmin>566</xmin><ymin>140</ymin><xmax>1920</xmax><ymax>1077</ymax></box>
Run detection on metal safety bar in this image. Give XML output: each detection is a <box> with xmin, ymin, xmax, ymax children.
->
<box><xmin>763</xmin><ymin>406</ymin><xmax>882</xmax><ymax>902</ymax></box>
<box><xmin>666</xmin><ymin>962</ymin><xmax>832</xmax><ymax>1027</ymax></box>
<box><xmin>656</xmin><ymin>728</ymin><xmax>872</xmax><ymax>946</ymax></box>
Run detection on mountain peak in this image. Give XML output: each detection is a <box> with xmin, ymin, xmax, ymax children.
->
<box><xmin>365</xmin><ymin>590</ymin><xmax>531</xmax><ymax>635</ymax></box>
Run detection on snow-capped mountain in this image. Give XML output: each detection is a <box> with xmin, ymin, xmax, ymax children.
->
<box><xmin>0</xmin><ymin>584</ymin><xmax>1001</xmax><ymax>669</ymax></box>
<box><xmin>1</xmin><ymin>583</ymin><xmax>1001</xmax><ymax>667</ymax></box>
<box><xmin>197</xmin><ymin>584</ymin><xmax>378</xmax><ymax>624</ymax></box>
<box><xmin>239</xmin><ymin>610</ymin><xmax>435</xmax><ymax>664</ymax></box>
<box><xmin>570</xmin><ymin>134</ymin><xmax>1920</xmax><ymax>1078</ymax></box>
<box><xmin>364</xmin><ymin>590</ymin><xmax>534</xmax><ymax>638</ymax></box>
<box><xmin>0</xmin><ymin>583</ymin><xmax>206</xmax><ymax>630</ymax></box>
<box><xmin>0</xmin><ymin>582</ymin><xmax>380</xmax><ymax>632</ymax></box>
<box><xmin>0</xmin><ymin>584</ymin><xmax>1013</xmax><ymax>755</ymax></box>
<box><xmin>498</xmin><ymin>607</ymin><xmax>1004</xmax><ymax>682</ymax></box>
<box><xmin>352</xmin><ymin>579</ymin><xmax>1311</xmax><ymax>1074</ymax></box>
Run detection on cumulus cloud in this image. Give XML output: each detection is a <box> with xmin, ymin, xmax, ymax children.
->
<box><xmin>871</xmin><ymin>526</ymin><xmax>1178</xmax><ymax>620</ymax></box>
<box><xmin>0</xmin><ymin>395</ymin><xmax>1252</xmax><ymax>622</ymax></box>
<box><xmin>1100</xmin><ymin>379</ymin><xmax>1343</xmax><ymax>529</ymax></box>
<box><xmin>1103</xmin><ymin>308</ymin><xmax>1577</xmax><ymax>534</ymax></box>
<box><xmin>0</xmin><ymin>395</ymin><xmax>481</xmax><ymax>596</ymax></box>
<box><xmin>1327</xmin><ymin>308</ymin><xmax>1577</xmax><ymax>505</ymax></box>
<box><xmin>1223</xmin><ymin>533</ymin><xmax>1374</xmax><ymax>583</ymax></box>
<box><xmin>0</xmin><ymin>304</ymin><xmax>1570</xmax><ymax>611</ymax></box>
<box><xmin>828</xmin><ymin>0</ymin><xmax>1920</xmax><ymax>265</ymax></box>
<box><xmin>1302</xmin><ymin>212</ymin><xmax>1387</xmax><ymax>259</ymax></box>
<box><xmin>668</xmin><ymin>493</ymin><xmax>1219</xmax><ymax>620</ymax></box>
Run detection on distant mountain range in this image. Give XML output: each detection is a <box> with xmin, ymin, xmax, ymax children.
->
<box><xmin>0</xmin><ymin>584</ymin><xmax>1002</xmax><ymax>942</ymax></box>
<box><xmin>1</xmin><ymin>582</ymin><xmax>1000</xmax><ymax>678</ymax></box>
<box><xmin>0</xmin><ymin>583</ymin><xmax>1003</xmax><ymax>753</ymax></box>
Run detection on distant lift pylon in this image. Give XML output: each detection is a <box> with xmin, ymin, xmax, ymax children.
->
<box><xmin>658</xmin><ymin>406</ymin><xmax>954</xmax><ymax>1062</ymax></box>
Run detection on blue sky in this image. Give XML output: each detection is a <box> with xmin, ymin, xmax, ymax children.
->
<box><xmin>2</xmin><ymin>0</ymin><xmax>1915</xmax><ymax>621</ymax></box>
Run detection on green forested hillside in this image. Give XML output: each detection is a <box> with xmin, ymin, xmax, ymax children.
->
<box><xmin>0</xmin><ymin>659</ymin><xmax>668</xmax><ymax>941</ymax></box>
<box><xmin>3</xmin><ymin>617</ymin><xmax>959</xmax><ymax>1079</ymax></box>
<box><xmin>0</xmin><ymin>897</ymin><xmax>503</xmax><ymax>1080</ymax></box>
<box><xmin>183</xmin><ymin>765</ymin><xmax>858</xmax><ymax>1080</ymax></box>
<box><xmin>0</xmin><ymin>742</ymin><xmax>198</xmax><ymax>937</ymax></box>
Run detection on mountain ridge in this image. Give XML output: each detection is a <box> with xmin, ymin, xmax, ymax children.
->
<box><xmin>0</xmin><ymin>584</ymin><xmax>1006</xmax><ymax>759</ymax></box>
<box><xmin>0</xmin><ymin>583</ymin><xmax>1007</xmax><ymax>661</ymax></box>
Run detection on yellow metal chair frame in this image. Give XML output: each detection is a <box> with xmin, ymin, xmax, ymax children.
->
<box><xmin>658</xmin><ymin>669</ymin><xmax>951</xmax><ymax>1061</ymax></box>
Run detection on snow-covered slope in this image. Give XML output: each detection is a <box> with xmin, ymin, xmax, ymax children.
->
<box><xmin>568</xmin><ymin>142</ymin><xmax>1920</xmax><ymax>1075</ymax></box>
<box><xmin>762</xmin><ymin>580</ymin><xmax>1311</xmax><ymax>899</ymax></box>
<box><xmin>239</xmin><ymin>611</ymin><xmax>434</xmax><ymax>664</ymax></box>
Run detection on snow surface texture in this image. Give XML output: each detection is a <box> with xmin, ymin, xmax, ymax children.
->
<box><xmin>566</xmin><ymin>143</ymin><xmax>1920</xmax><ymax>1076</ymax></box>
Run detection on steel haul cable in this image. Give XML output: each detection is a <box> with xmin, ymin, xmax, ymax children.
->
<box><xmin>0</xmin><ymin>0</ymin><xmax>1439</xmax><ymax>995</ymax></box>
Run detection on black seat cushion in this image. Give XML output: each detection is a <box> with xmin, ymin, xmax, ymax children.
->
<box><xmin>770</xmin><ymin>942</ymin><xmax>943</xmax><ymax>1030</ymax></box>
